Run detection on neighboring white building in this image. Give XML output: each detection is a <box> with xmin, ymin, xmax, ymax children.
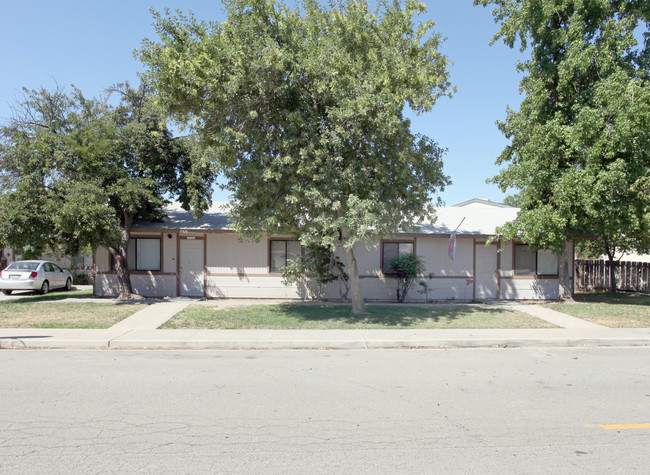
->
<box><xmin>597</xmin><ymin>251</ymin><xmax>650</xmax><ymax>263</ymax></box>
<box><xmin>0</xmin><ymin>248</ymin><xmax>13</xmax><ymax>270</ymax></box>
<box><xmin>452</xmin><ymin>198</ymin><xmax>515</xmax><ymax>209</ymax></box>
<box><xmin>1</xmin><ymin>247</ymin><xmax>92</xmax><ymax>274</ymax></box>
<box><xmin>93</xmin><ymin>202</ymin><xmax>573</xmax><ymax>301</ymax></box>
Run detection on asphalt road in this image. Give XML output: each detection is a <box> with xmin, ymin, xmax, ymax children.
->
<box><xmin>1</xmin><ymin>348</ymin><xmax>649</xmax><ymax>474</ymax></box>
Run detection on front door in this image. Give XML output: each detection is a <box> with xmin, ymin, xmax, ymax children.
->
<box><xmin>475</xmin><ymin>243</ymin><xmax>498</xmax><ymax>299</ymax></box>
<box><xmin>180</xmin><ymin>238</ymin><xmax>205</xmax><ymax>297</ymax></box>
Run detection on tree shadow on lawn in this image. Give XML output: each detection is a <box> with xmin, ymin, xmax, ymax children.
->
<box><xmin>574</xmin><ymin>292</ymin><xmax>650</xmax><ymax>306</ymax></box>
<box><xmin>0</xmin><ymin>289</ymin><xmax>138</xmax><ymax>306</ymax></box>
<box><xmin>261</xmin><ymin>304</ymin><xmax>510</xmax><ymax>327</ymax></box>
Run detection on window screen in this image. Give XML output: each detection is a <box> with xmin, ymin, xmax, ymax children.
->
<box><xmin>270</xmin><ymin>240</ymin><xmax>301</xmax><ymax>273</ymax></box>
<box><xmin>382</xmin><ymin>242</ymin><xmax>414</xmax><ymax>274</ymax></box>
<box><xmin>537</xmin><ymin>249</ymin><xmax>558</xmax><ymax>275</ymax></box>
<box><xmin>514</xmin><ymin>245</ymin><xmax>536</xmax><ymax>275</ymax></box>
<box><xmin>515</xmin><ymin>245</ymin><xmax>558</xmax><ymax>276</ymax></box>
<box><xmin>135</xmin><ymin>238</ymin><xmax>161</xmax><ymax>271</ymax></box>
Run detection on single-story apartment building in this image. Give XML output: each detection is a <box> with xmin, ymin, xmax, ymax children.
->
<box><xmin>93</xmin><ymin>201</ymin><xmax>574</xmax><ymax>301</ymax></box>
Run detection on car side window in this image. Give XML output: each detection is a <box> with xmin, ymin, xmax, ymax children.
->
<box><xmin>43</xmin><ymin>263</ymin><xmax>53</xmax><ymax>272</ymax></box>
<box><xmin>52</xmin><ymin>263</ymin><xmax>63</xmax><ymax>273</ymax></box>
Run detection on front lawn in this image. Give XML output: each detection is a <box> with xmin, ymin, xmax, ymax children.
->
<box><xmin>544</xmin><ymin>292</ymin><xmax>650</xmax><ymax>328</ymax></box>
<box><xmin>0</xmin><ymin>297</ymin><xmax>147</xmax><ymax>329</ymax></box>
<box><xmin>161</xmin><ymin>303</ymin><xmax>556</xmax><ymax>330</ymax></box>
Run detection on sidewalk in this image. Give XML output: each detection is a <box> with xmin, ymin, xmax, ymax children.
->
<box><xmin>1</xmin><ymin>299</ymin><xmax>650</xmax><ymax>350</ymax></box>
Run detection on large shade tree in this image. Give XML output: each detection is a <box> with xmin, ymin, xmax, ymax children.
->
<box><xmin>476</xmin><ymin>0</ymin><xmax>650</xmax><ymax>295</ymax></box>
<box><xmin>0</xmin><ymin>83</ymin><xmax>214</xmax><ymax>297</ymax></box>
<box><xmin>139</xmin><ymin>0</ymin><xmax>453</xmax><ymax>313</ymax></box>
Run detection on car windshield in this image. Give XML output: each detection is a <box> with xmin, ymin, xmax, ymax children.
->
<box><xmin>6</xmin><ymin>262</ymin><xmax>39</xmax><ymax>271</ymax></box>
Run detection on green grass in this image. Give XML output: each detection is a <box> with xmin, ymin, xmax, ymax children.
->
<box><xmin>544</xmin><ymin>292</ymin><xmax>650</xmax><ymax>328</ymax></box>
<box><xmin>162</xmin><ymin>303</ymin><xmax>556</xmax><ymax>330</ymax></box>
<box><xmin>0</xmin><ymin>290</ymin><xmax>146</xmax><ymax>328</ymax></box>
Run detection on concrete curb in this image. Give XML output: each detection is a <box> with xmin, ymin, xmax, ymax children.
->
<box><xmin>107</xmin><ymin>328</ymin><xmax>650</xmax><ymax>350</ymax></box>
<box><xmin>0</xmin><ymin>328</ymin><xmax>129</xmax><ymax>349</ymax></box>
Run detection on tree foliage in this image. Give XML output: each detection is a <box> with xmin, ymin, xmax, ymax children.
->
<box><xmin>139</xmin><ymin>0</ymin><xmax>453</xmax><ymax>312</ymax></box>
<box><xmin>502</xmin><ymin>193</ymin><xmax>522</xmax><ymax>207</ymax></box>
<box><xmin>476</xmin><ymin>0</ymin><xmax>650</xmax><ymax>293</ymax></box>
<box><xmin>0</xmin><ymin>83</ymin><xmax>214</xmax><ymax>297</ymax></box>
<box><xmin>281</xmin><ymin>244</ymin><xmax>348</xmax><ymax>301</ymax></box>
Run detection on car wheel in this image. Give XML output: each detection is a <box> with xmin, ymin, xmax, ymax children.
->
<box><xmin>40</xmin><ymin>280</ymin><xmax>49</xmax><ymax>295</ymax></box>
<box><xmin>2</xmin><ymin>290</ymin><xmax>11</xmax><ymax>295</ymax></box>
<box><xmin>65</xmin><ymin>278</ymin><xmax>72</xmax><ymax>291</ymax></box>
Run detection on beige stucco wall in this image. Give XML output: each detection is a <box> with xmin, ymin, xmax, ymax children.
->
<box><xmin>324</xmin><ymin>237</ymin><xmax>475</xmax><ymax>301</ymax></box>
<box><xmin>206</xmin><ymin>232</ymin><xmax>268</xmax><ymax>274</ymax></box>
<box><xmin>346</xmin><ymin>242</ymin><xmax>381</xmax><ymax>276</ymax></box>
<box><xmin>498</xmin><ymin>240</ymin><xmax>572</xmax><ymax>299</ymax></box>
<box><xmin>93</xmin><ymin>232</ymin><xmax>571</xmax><ymax>300</ymax></box>
<box><xmin>95</xmin><ymin>247</ymin><xmax>111</xmax><ymax>273</ymax></box>
<box><xmin>418</xmin><ymin>236</ymin><xmax>473</xmax><ymax>277</ymax></box>
<box><xmin>95</xmin><ymin>273</ymin><xmax>177</xmax><ymax>298</ymax></box>
<box><xmin>163</xmin><ymin>232</ymin><xmax>177</xmax><ymax>273</ymax></box>
<box><xmin>500</xmin><ymin>278</ymin><xmax>560</xmax><ymax>300</ymax></box>
<box><xmin>331</xmin><ymin>276</ymin><xmax>474</xmax><ymax>302</ymax></box>
<box><xmin>206</xmin><ymin>275</ymin><xmax>303</xmax><ymax>299</ymax></box>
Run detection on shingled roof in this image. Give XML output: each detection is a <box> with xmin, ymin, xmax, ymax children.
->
<box><xmin>134</xmin><ymin>201</ymin><xmax>519</xmax><ymax>237</ymax></box>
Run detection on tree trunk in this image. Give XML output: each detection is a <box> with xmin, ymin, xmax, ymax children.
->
<box><xmin>607</xmin><ymin>249</ymin><xmax>617</xmax><ymax>294</ymax></box>
<box><xmin>110</xmin><ymin>212</ymin><xmax>134</xmax><ymax>299</ymax></box>
<box><xmin>114</xmin><ymin>252</ymin><xmax>133</xmax><ymax>299</ymax></box>
<box><xmin>558</xmin><ymin>240</ymin><xmax>574</xmax><ymax>301</ymax></box>
<box><xmin>340</xmin><ymin>226</ymin><xmax>366</xmax><ymax>314</ymax></box>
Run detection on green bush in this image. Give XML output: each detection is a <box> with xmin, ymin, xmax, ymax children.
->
<box><xmin>73</xmin><ymin>273</ymin><xmax>94</xmax><ymax>285</ymax></box>
<box><xmin>388</xmin><ymin>253</ymin><xmax>425</xmax><ymax>302</ymax></box>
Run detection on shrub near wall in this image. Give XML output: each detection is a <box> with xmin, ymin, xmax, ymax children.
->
<box><xmin>388</xmin><ymin>253</ymin><xmax>426</xmax><ymax>302</ymax></box>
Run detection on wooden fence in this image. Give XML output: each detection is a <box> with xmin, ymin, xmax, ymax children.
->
<box><xmin>574</xmin><ymin>259</ymin><xmax>650</xmax><ymax>293</ymax></box>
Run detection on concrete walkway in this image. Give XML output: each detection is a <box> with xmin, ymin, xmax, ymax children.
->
<box><xmin>1</xmin><ymin>298</ymin><xmax>649</xmax><ymax>350</ymax></box>
<box><xmin>108</xmin><ymin>301</ymin><xmax>194</xmax><ymax>331</ymax></box>
<box><xmin>509</xmin><ymin>303</ymin><xmax>607</xmax><ymax>329</ymax></box>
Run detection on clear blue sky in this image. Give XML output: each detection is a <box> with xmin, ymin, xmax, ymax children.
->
<box><xmin>0</xmin><ymin>0</ymin><xmax>526</xmax><ymax>206</ymax></box>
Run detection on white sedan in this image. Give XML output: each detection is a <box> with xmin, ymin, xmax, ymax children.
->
<box><xmin>0</xmin><ymin>260</ymin><xmax>73</xmax><ymax>295</ymax></box>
